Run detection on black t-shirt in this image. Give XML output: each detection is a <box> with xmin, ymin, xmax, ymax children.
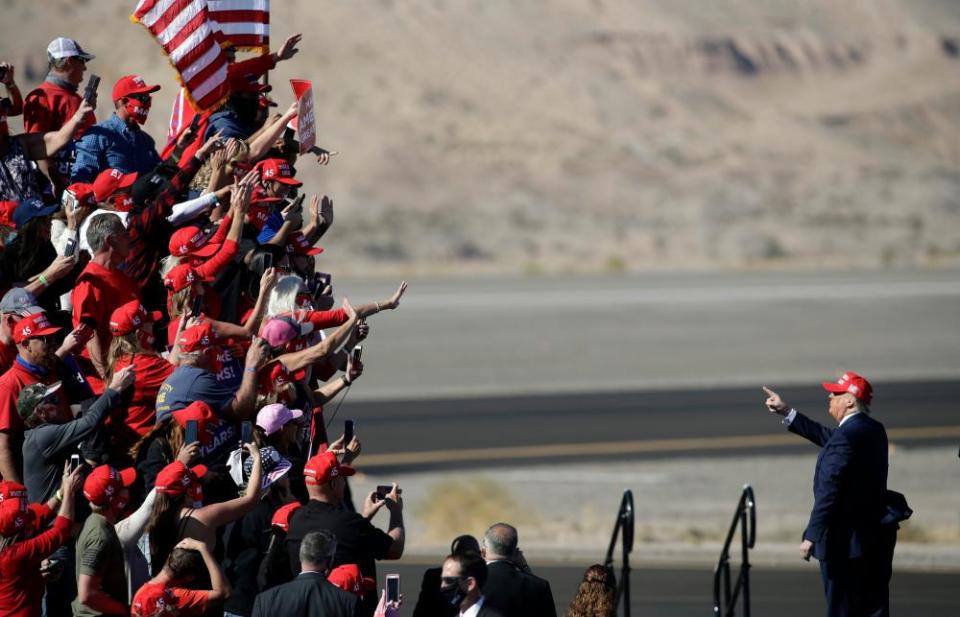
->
<box><xmin>224</xmin><ymin>499</ymin><xmax>276</xmax><ymax>616</ymax></box>
<box><xmin>286</xmin><ymin>500</ymin><xmax>393</xmax><ymax>614</ymax></box>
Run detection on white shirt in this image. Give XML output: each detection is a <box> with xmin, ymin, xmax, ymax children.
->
<box><xmin>782</xmin><ymin>408</ymin><xmax>861</xmax><ymax>427</ymax></box>
<box><xmin>461</xmin><ymin>596</ymin><xmax>485</xmax><ymax>617</ymax></box>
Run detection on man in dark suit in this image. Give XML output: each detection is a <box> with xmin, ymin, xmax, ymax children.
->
<box><xmin>480</xmin><ymin>523</ymin><xmax>557</xmax><ymax>617</ymax></box>
<box><xmin>764</xmin><ymin>372</ymin><xmax>896</xmax><ymax>617</ymax></box>
<box><xmin>440</xmin><ymin>552</ymin><xmax>505</xmax><ymax>617</ymax></box>
<box><xmin>252</xmin><ymin>530</ymin><xmax>361</xmax><ymax>617</ymax></box>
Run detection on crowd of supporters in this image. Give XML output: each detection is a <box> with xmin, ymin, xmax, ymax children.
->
<box><xmin>0</xmin><ymin>33</ymin><xmax>617</xmax><ymax>617</ymax></box>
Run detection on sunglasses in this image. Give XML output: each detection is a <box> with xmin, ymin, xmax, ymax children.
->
<box><xmin>126</xmin><ymin>93</ymin><xmax>151</xmax><ymax>103</ymax></box>
<box><xmin>440</xmin><ymin>576</ymin><xmax>466</xmax><ymax>586</ymax></box>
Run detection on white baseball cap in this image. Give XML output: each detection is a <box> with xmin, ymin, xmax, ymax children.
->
<box><xmin>46</xmin><ymin>37</ymin><xmax>95</xmax><ymax>61</ymax></box>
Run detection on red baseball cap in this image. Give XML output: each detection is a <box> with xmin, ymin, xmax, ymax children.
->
<box><xmin>112</xmin><ymin>75</ymin><xmax>161</xmax><ymax>102</ymax></box>
<box><xmin>131</xmin><ymin>582</ymin><xmax>178</xmax><ymax>617</ymax></box>
<box><xmin>822</xmin><ymin>372</ymin><xmax>873</xmax><ymax>405</ymax></box>
<box><xmin>154</xmin><ymin>461</ymin><xmax>207</xmax><ymax>503</ymax></box>
<box><xmin>0</xmin><ymin>498</ymin><xmax>33</xmax><ymax>536</ymax></box>
<box><xmin>92</xmin><ymin>168</ymin><xmax>138</xmax><ymax>202</ymax></box>
<box><xmin>163</xmin><ymin>264</ymin><xmax>211</xmax><ymax>293</ymax></box>
<box><xmin>246</xmin><ymin>196</ymin><xmax>283</xmax><ymax>229</ymax></box>
<box><xmin>13</xmin><ymin>312</ymin><xmax>61</xmax><ymax>344</ymax></box>
<box><xmin>286</xmin><ymin>231</ymin><xmax>323</xmax><ymax>256</ymax></box>
<box><xmin>304</xmin><ymin>450</ymin><xmax>355</xmax><ymax>486</ymax></box>
<box><xmin>0</xmin><ymin>480</ymin><xmax>28</xmax><ymax>503</ymax></box>
<box><xmin>83</xmin><ymin>464</ymin><xmax>136</xmax><ymax>506</ymax></box>
<box><xmin>328</xmin><ymin>564</ymin><xmax>376</xmax><ymax>598</ymax></box>
<box><xmin>172</xmin><ymin>401</ymin><xmax>217</xmax><ymax>446</ymax></box>
<box><xmin>0</xmin><ymin>201</ymin><xmax>17</xmax><ymax>229</ymax></box>
<box><xmin>178</xmin><ymin>321</ymin><xmax>217</xmax><ymax>353</ymax></box>
<box><xmin>271</xmin><ymin>501</ymin><xmax>302</xmax><ymax>532</ymax></box>
<box><xmin>109</xmin><ymin>300</ymin><xmax>163</xmax><ymax>336</ymax></box>
<box><xmin>168</xmin><ymin>226</ymin><xmax>221</xmax><ymax>259</ymax></box>
<box><xmin>258</xmin><ymin>360</ymin><xmax>292</xmax><ymax>393</ymax></box>
<box><xmin>64</xmin><ymin>183</ymin><xmax>97</xmax><ymax>209</ymax></box>
<box><xmin>257</xmin><ymin>158</ymin><xmax>302</xmax><ymax>187</ymax></box>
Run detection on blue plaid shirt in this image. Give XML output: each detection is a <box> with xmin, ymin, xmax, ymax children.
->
<box><xmin>70</xmin><ymin>113</ymin><xmax>161</xmax><ymax>182</ymax></box>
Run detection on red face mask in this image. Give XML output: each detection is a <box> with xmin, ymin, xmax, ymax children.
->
<box><xmin>124</xmin><ymin>97</ymin><xmax>151</xmax><ymax>125</ymax></box>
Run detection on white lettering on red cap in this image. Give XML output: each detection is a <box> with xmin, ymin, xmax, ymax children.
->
<box><xmin>110</xmin><ymin>169</ymin><xmax>123</xmax><ymax>179</ymax></box>
<box><xmin>21</xmin><ymin>326</ymin><xmax>32</xmax><ymax>336</ymax></box>
<box><xmin>133</xmin><ymin>76</ymin><xmax>146</xmax><ymax>86</ymax></box>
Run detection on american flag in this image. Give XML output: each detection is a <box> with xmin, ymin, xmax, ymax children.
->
<box><xmin>131</xmin><ymin>0</ymin><xmax>231</xmax><ymax>111</ymax></box>
<box><xmin>208</xmin><ymin>0</ymin><xmax>270</xmax><ymax>52</ymax></box>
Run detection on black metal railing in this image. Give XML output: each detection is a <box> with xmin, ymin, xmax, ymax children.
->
<box><xmin>603</xmin><ymin>490</ymin><xmax>635</xmax><ymax>617</ymax></box>
<box><xmin>713</xmin><ymin>484</ymin><xmax>757</xmax><ymax>617</ymax></box>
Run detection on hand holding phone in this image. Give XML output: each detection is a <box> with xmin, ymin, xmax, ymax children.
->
<box><xmin>241</xmin><ymin>420</ymin><xmax>254</xmax><ymax>444</ymax></box>
<box><xmin>190</xmin><ymin>294</ymin><xmax>203</xmax><ymax>319</ymax></box>
<box><xmin>69</xmin><ymin>454</ymin><xmax>81</xmax><ymax>473</ymax></box>
<box><xmin>83</xmin><ymin>74</ymin><xmax>100</xmax><ymax>106</ymax></box>
<box><xmin>63</xmin><ymin>237</ymin><xmax>78</xmax><ymax>258</ymax></box>
<box><xmin>386</xmin><ymin>574</ymin><xmax>400</xmax><ymax>605</ymax></box>
<box><xmin>344</xmin><ymin>419</ymin><xmax>354</xmax><ymax>445</ymax></box>
<box><xmin>185</xmin><ymin>420</ymin><xmax>199</xmax><ymax>445</ymax></box>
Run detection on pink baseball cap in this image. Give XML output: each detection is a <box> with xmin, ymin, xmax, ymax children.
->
<box><xmin>256</xmin><ymin>403</ymin><xmax>304</xmax><ymax>436</ymax></box>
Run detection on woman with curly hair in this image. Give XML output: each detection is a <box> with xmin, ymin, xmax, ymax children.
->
<box><xmin>565</xmin><ymin>564</ymin><xmax>616</xmax><ymax>617</ymax></box>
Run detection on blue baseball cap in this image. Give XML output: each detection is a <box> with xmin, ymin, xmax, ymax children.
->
<box><xmin>13</xmin><ymin>198</ymin><xmax>57</xmax><ymax>229</ymax></box>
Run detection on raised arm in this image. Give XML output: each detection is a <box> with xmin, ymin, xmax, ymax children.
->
<box><xmin>275</xmin><ymin>299</ymin><xmax>357</xmax><ymax>372</ymax></box>
<box><xmin>25</xmin><ymin>99</ymin><xmax>94</xmax><ymax>159</ymax></box>
<box><xmin>247</xmin><ymin>101</ymin><xmax>298</xmax><ymax>161</ymax></box>
<box><xmin>193</xmin><ymin>443</ymin><xmax>262</xmax><ymax>528</ymax></box>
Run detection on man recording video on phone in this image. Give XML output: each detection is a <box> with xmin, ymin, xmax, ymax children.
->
<box><xmin>286</xmin><ymin>448</ymin><xmax>404</xmax><ymax>617</ymax></box>
<box><xmin>23</xmin><ymin>37</ymin><xmax>98</xmax><ymax>196</ymax></box>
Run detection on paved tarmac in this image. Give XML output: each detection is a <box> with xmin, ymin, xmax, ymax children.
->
<box><xmin>336</xmin><ymin>269</ymin><xmax>960</xmax><ymax>401</ymax></box>
<box><xmin>334</xmin><ymin>380</ymin><xmax>960</xmax><ymax>470</ymax></box>
<box><xmin>381</xmin><ymin>561</ymin><xmax>959</xmax><ymax>616</ymax></box>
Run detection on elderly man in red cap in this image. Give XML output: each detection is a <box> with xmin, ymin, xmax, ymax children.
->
<box><xmin>763</xmin><ymin>373</ymin><xmax>900</xmax><ymax>617</ymax></box>
<box><xmin>71</xmin><ymin>74</ymin><xmax>162</xmax><ymax>182</ymax></box>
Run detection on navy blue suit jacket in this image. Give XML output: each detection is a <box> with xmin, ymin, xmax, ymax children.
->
<box><xmin>789</xmin><ymin>412</ymin><xmax>888</xmax><ymax>562</ymax></box>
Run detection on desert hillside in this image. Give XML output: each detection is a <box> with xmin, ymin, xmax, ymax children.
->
<box><xmin>3</xmin><ymin>0</ymin><xmax>959</xmax><ymax>275</ymax></box>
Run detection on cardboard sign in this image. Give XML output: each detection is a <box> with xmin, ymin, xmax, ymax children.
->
<box><xmin>290</xmin><ymin>79</ymin><xmax>316</xmax><ymax>154</ymax></box>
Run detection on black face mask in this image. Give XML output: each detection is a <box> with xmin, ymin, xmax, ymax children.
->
<box><xmin>439</xmin><ymin>584</ymin><xmax>466</xmax><ymax>609</ymax></box>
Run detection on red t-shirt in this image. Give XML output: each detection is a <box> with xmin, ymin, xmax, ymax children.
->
<box><xmin>0</xmin><ymin>360</ymin><xmax>66</xmax><ymax>434</ymax></box>
<box><xmin>109</xmin><ymin>353</ymin><xmax>174</xmax><ymax>453</ymax></box>
<box><xmin>22</xmin><ymin>82</ymin><xmax>95</xmax><ymax>135</ymax></box>
<box><xmin>131</xmin><ymin>583</ymin><xmax>208</xmax><ymax>617</ymax></box>
<box><xmin>0</xmin><ymin>339</ymin><xmax>16</xmax><ymax>373</ymax></box>
<box><xmin>71</xmin><ymin>261</ymin><xmax>139</xmax><ymax>352</ymax></box>
<box><xmin>0</xmin><ymin>515</ymin><xmax>71</xmax><ymax>617</ymax></box>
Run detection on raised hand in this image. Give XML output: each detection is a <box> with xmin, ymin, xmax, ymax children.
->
<box><xmin>276</xmin><ymin>33</ymin><xmax>302</xmax><ymax>61</ymax></box>
<box><xmin>762</xmin><ymin>386</ymin><xmax>789</xmax><ymax>416</ymax></box>
<box><xmin>109</xmin><ymin>365</ymin><xmax>136</xmax><ymax>392</ymax></box>
<box><xmin>383</xmin><ymin>281</ymin><xmax>408</xmax><ymax>310</ymax></box>
<box><xmin>196</xmin><ymin>128</ymin><xmax>225</xmax><ymax>159</ymax></box>
<box><xmin>342</xmin><ymin>297</ymin><xmax>356</xmax><ymax>320</ymax></box>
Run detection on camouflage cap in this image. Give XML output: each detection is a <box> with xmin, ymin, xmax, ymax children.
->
<box><xmin>17</xmin><ymin>382</ymin><xmax>61</xmax><ymax>420</ymax></box>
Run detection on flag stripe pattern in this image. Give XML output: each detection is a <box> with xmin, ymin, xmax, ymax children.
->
<box><xmin>208</xmin><ymin>0</ymin><xmax>270</xmax><ymax>52</ymax></box>
<box><xmin>132</xmin><ymin>0</ymin><xmax>230</xmax><ymax>111</ymax></box>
